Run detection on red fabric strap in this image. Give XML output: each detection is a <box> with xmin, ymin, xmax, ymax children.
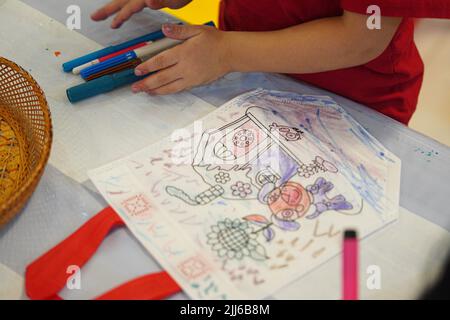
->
<box><xmin>25</xmin><ymin>206</ymin><xmax>181</xmax><ymax>300</ymax></box>
<box><xmin>95</xmin><ymin>272</ymin><xmax>179</xmax><ymax>300</ymax></box>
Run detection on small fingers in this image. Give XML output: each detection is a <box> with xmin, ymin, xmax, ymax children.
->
<box><xmin>91</xmin><ymin>0</ymin><xmax>128</xmax><ymax>21</ymax></box>
<box><xmin>111</xmin><ymin>0</ymin><xmax>147</xmax><ymax>28</ymax></box>
<box><xmin>135</xmin><ymin>50</ymin><xmax>179</xmax><ymax>75</ymax></box>
<box><xmin>132</xmin><ymin>68</ymin><xmax>181</xmax><ymax>92</ymax></box>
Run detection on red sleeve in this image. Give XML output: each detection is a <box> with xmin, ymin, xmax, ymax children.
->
<box><xmin>341</xmin><ymin>0</ymin><xmax>450</xmax><ymax>19</ymax></box>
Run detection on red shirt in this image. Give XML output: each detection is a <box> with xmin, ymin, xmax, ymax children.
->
<box><xmin>219</xmin><ymin>0</ymin><xmax>450</xmax><ymax>125</ymax></box>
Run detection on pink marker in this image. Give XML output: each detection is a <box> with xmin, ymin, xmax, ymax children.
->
<box><xmin>343</xmin><ymin>229</ymin><xmax>358</xmax><ymax>300</ymax></box>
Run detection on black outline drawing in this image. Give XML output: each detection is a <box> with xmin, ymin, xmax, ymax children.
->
<box><xmin>269</xmin><ymin>122</ymin><xmax>304</xmax><ymax>141</ymax></box>
<box><xmin>165</xmin><ymin>107</ymin><xmax>341</xmax><ymax>208</ymax></box>
<box><xmin>206</xmin><ymin>218</ymin><xmax>268</xmax><ymax>261</ymax></box>
<box><xmin>160</xmin><ymin>106</ymin><xmax>365</xmax><ymax>269</ymax></box>
<box><xmin>166</xmin><ymin>185</ymin><xmax>224</xmax><ymax>206</ymax></box>
<box><xmin>306</xmin><ymin>177</ymin><xmax>354</xmax><ymax>219</ymax></box>
<box><xmin>298</xmin><ymin>156</ymin><xmax>338</xmax><ymax>178</ymax></box>
<box><xmin>232</xmin><ymin>128</ymin><xmax>255</xmax><ymax>148</ymax></box>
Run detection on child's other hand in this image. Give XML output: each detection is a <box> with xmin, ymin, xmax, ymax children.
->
<box><xmin>131</xmin><ymin>24</ymin><xmax>232</xmax><ymax>95</ymax></box>
<box><xmin>91</xmin><ymin>0</ymin><xmax>192</xmax><ymax>29</ymax></box>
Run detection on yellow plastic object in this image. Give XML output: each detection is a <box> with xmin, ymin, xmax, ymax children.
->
<box><xmin>162</xmin><ymin>0</ymin><xmax>220</xmax><ymax>26</ymax></box>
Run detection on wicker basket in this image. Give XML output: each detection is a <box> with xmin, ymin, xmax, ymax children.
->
<box><xmin>0</xmin><ymin>57</ymin><xmax>52</xmax><ymax>227</ymax></box>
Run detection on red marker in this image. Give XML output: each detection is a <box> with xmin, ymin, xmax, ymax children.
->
<box><xmin>343</xmin><ymin>230</ymin><xmax>358</xmax><ymax>300</ymax></box>
<box><xmin>72</xmin><ymin>41</ymin><xmax>151</xmax><ymax>75</ymax></box>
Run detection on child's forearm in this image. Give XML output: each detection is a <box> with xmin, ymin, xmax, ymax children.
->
<box><xmin>224</xmin><ymin>11</ymin><xmax>401</xmax><ymax>74</ymax></box>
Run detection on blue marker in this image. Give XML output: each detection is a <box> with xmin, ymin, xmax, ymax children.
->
<box><xmin>66</xmin><ymin>21</ymin><xmax>216</xmax><ymax>103</ymax></box>
<box><xmin>62</xmin><ymin>27</ymin><xmax>173</xmax><ymax>73</ymax></box>
<box><xmin>80</xmin><ymin>37</ymin><xmax>182</xmax><ymax>80</ymax></box>
<box><xmin>63</xmin><ymin>21</ymin><xmax>214</xmax><ymax>73</ymax></box>
<box><xmin>66</xmin><ymin>69</ymin><xmax>148</xmax><ymax>103</ymax></box>
<box><xmin>79</xmin><ymin>21</ymin><xmax>216</xmax><ymax>80</ymax></box>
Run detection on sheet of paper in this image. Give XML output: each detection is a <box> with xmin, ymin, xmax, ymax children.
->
<box><xmin>90</xmin><ymin>89</ymin><xmax>401</xmax><ymax>299</ymax></box>
<box><xmin>0</xmin><ymin>0</ymin><xmax>214</xmax><ymax>183</ymax></box>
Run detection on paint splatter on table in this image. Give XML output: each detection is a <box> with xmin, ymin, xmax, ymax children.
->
<box><xmin>414</xmin><ymin>147</ymin><xmax>439</xmax><ymax>162</ymax></box>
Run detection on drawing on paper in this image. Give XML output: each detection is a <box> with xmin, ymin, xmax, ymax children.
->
<box><xmin>121</xmin><ymin>194</ymin><xmax>152</xmax><ymax>220</ymax></box>
<box><xmin>166</xmin><ymin>107</ymin><xmax>342</xmax><ymax>209</ymax></box>
<box><xmin>207</xmin><ymin>219</ymin><xmax>268</xmax><ymax>261</ymax></box>
<box><xmin>177</xmin><ymin>255</ymin><xmax>211</xmax><ymax>280</ymax></box>
<box><xmin>269</xmin><ymin>122</ymin><xmax>304</xmax><ymax>141</ymax></box>
<box><xmin>90</xmin><ymin>89</ymin><xmax>401</xmax><ymax>300</ymax></box>
<box><xmin>305</xmin><ymin>177</ymin><xmax>353</xmax><ymax>219</ymax></box>
<box><xmin>165</xmin><ymin>106</ymin><xmax>356</xmax><ymax>246</ymax></box>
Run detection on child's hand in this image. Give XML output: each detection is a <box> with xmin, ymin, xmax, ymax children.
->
<box><xmin>131</xmin><ymin>24</ymin><xmax>232</xmax><ymax>95</ymax></box>
<box><xmin>91</xmin><ymin>0</ymin><xmax>192</xmax><ymax>28</ymax></box>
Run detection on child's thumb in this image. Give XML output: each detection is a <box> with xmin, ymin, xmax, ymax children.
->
<box><xmin>162</xmin><ymin>24</ymin><xmax>202</xmax><ymax>40</ymax></box>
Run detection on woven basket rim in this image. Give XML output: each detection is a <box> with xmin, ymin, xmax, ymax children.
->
<box><xmin>0</xmin><ymin>57</ymin><xmax>53</xmax><ymax>224</ymax></box>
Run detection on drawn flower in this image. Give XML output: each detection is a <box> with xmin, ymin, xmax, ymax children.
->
<box><xmin>298</xmin><ymin>157</ymin><xmax>338</xmax><ymax>178</ymax></box>
<box><xmin>231</xmin><ymin>181</ymin><xmax>252</xmax><ymax>198</ymax></box>
<box><xmin>298</xmin><ymin>164</ymin><xmax>316</xmax><ymax>178</ymax></box>
<box><xmin>214</xmin><ymin>171</ymin><xmax>231</xmax><ymax>184</ymax></box>
<box><xmin>207</xmin><ymin>219</ymin><xmax>268</xmax><ymax>261</ymax></box>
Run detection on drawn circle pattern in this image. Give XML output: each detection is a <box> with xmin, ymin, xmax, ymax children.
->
<box><xmin>231</xmin><ymin>181</ymin><xmax>252</xmax><ymax>198</ymax></box>
<box><xmin>232</xmin><ymin>129</ymin><xmax>254</xmax><ymax>148</ymax></box>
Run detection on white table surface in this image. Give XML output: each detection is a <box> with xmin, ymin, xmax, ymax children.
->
<box><xmin>0</xmin><ymin>0</ymin><xmax>449</xmax><ymax>300</ymax></box>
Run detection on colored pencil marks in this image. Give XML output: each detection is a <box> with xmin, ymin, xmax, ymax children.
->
<box><xmin>177</xmin><ymin>255</ymin><xmax>211</xmax><ymax>280</ymax></box>
<box><xmin>313</xmin><ymin>220</ymin><xmax>341</xmax><ymax>238</ymax></box>
<box><xmin>251</xmin><ymin>90</ymin><xmax>395</xmax><ymax>216</ymax></box>
<box><xmin>121</xmin><ymin>194</ymin><xmax>152</xmax><ymax>221</ymax></box>
<box><xmin>305</xmin><ymin>177</ymin><xmax>353</xmax><ymax>219</ymax></box>
<box><xmin>90</xmin><ymin>89</ymin><xmax>401</xmax><ymax>300</ymax></box>
<box><xmin>190</xmin><ymin>275</ymin><xmax>228</xmax><ymax>300</ymax></box>
<box><xmin>165</xmin><ymin>105</ymin><xmax>355</xmax><ymax>251</ymax></box>
<box><xmin>165</xmin><ymin>107</ymin><xmax>343</xmax><ymax>209</ymax></box>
